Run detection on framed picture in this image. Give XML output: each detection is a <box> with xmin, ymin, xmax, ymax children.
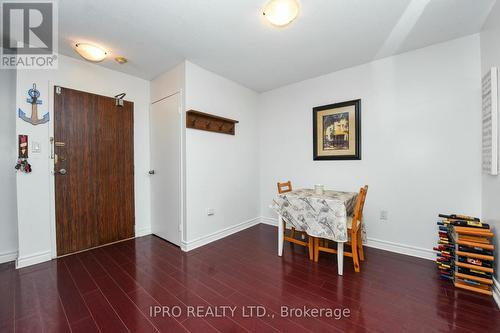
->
<box><xmin>313</xmin><ymin>99</ymin><xmax>361</xmax><ymax>160</ymax></box>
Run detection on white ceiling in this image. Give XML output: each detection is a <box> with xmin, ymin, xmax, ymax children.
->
<box><xmin>57</xmin><ymin>0</ymin><xmax>495</xmax><ymax>92</ymax></box>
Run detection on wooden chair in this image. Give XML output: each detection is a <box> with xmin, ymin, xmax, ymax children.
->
<box><xmin>277</xmin><ymin>181</ymin><xmax>295</xmax><ymax>238</ymax></box>
<box><xmin>313</xmin><ymin>185</ymin><xmax>368</xmax><ymax>273</ymax></box>
<box><xmin>277</xmin><ymin>181</ymin><xmax>314</xmax><ymax>260</ymax></box>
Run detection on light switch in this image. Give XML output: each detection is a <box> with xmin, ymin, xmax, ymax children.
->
<box><xmin>31</xmin><ymin>141</ymin><xmax>41</xmax><ymax>153</ymax></box>
<box><xmin>207</xmin><ymin>208</ymin><xmax>215</xmax><ymax>216</ymax></box>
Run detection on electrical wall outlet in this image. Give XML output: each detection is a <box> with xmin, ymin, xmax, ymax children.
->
<box><xmin>380</xmin><ymin>210</ymin><xmax>388</xmax><ymax>221</ymax></box>
<box><xmin>207</xmin><ymin>208</ymin><xmax>215</xmax><ymax>216</ymax></box>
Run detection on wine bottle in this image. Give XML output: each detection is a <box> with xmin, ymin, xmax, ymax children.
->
<box><xmin>451</xmin><ymin>220</ymin><xmax>489</xmax><ymax>229</ymax></box>
<box><xmin>463</xmin><ymin>279</ymin><xmax>481</xmax><ymax>286</ymax></box>
<box><xmin>458</xmin><ymin>256</ymin><xmax>493</xmax><ymax>268</ymax></box>
<box><xmin>458</xmin><ymin>245</ymin><xmax>493</xmax><ymax>256</ymax></box>
<box><xmin>439</xmin><ymin>214</ymin><xmax>480</xmax><ymax>222</ymax></box>
<box><xmin>457</xmin><ymin>267</ymin><xmax>492</xmax><ymax>279</ymax></box>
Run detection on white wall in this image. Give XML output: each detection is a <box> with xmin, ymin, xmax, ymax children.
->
<box><xmin>151</xmin><ymin>62</ymin><xmax>185</xmax><ymax>103</ymax></box>
<box><xmin>184</xmin><ymin>61</ymin><xmax>260</xmax><ymax>248</ymax></box>
<box><xmin>259</xmin><ymin>35</ymin><xmax>482</xmax><ymax>258</ymax></box>
<box><xmin>480</xmin><ymin>1</ymin><xmax>500</xmax><ymax>284</ymax></box>
<box><xmin>0</xmin><ymin>62</ymin><xmax>18</xmax><ymax>264</ymax></box>
<box><xmin>15</xmin><ymin>54</ymin><xmax>151</xmax><ymax>268</ymax></box>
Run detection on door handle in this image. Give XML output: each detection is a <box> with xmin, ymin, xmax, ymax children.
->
<box><xmin>57</xmin><ymin>168</ymin><xmax>67</xmax><ymax>175</ymax></box>
<box><xmin>148</xmin><ymin>170</ymin><xmax>155</xmax><ymax>175</ymax></box>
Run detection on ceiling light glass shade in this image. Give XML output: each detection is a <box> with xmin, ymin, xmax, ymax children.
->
<box><xmin>74</xmin><ymin>43</ymin><xmax>107</xmax><ymax>62</ymax></box>
<box><xmin>263</xmin><ymin>0</ymin><xmax>299</xmax><ymax>27</ymax></box>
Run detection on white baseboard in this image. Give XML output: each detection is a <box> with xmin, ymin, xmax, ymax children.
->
<box><xmin>258</xmin><ymin>216</ymin><xmax>434</xmax><ymax>261</ymax></box>
<box><xmin>260</xmin><ymin>216</ymin><xmax>278</xmax><ymax>226</ymax></box>
<box><xmin>16</xmin><ymin>250</ymin><xmax>52</xmax><ymax>269</ymax></box>
<box><xmin>181</xmin><ymin>217</ymin><xmax>261</xmax><ymax>252</ymax></box>
<box><xmin>0</xmin><ymin>250</ymin><xmax>18</xmax><ymax>264</ymax></box>
<box><xmin>365</xmin><ymin>237</ymin><xmax>434</xmax><ymax>261</ymax></box>
<box><xmin>136</xmin><ymin>226</ymin><xmax>152</xmax><ymax>237</ymax></box>
<box><xmin>493</xmin><ymin>277</ymin><xmax>500</xmax><ymax>309</ymax></box>
<box><xmin>14</xmin><ymin>229</ymin><xmax>152</xmax><ymax>269</ymax></box>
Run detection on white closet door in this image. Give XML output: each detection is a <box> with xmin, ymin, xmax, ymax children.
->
<box><xmin>150</xmin><ymin>93</ymin><xmax>181</xmax><ymax>246</ymax></box>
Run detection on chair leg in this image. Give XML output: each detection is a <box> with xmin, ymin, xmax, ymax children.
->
<box><xmin>278</xmin><ymin>216</ymin><xmax>284</xmax><ymax>256</ymax></box>
<box><xmin>351</xmin><ymin>232</ymin><xmax>360</xmax><ymax>272</ymax></box>
<box><xmin>290</xmin><ymin>227</ymin><xmax>296</xmax><ymax>239</ymax></box>
<box><xmin>308</xmin><ymin>237</ymin><xmax>314</xmax><ymax>261</ymax></box>
<box><xmin>314</xmin><ymin>237</ymin><xmax>319</xmax><ymax>262</ymax></box>
<box><xmin>357</xmin><ymin>229</ymin><xmax>364</xmax><ymax>261</ymax></box>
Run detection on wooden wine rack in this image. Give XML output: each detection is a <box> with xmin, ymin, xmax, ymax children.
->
<box><xmin>435</xmin><ymin>215</ymin><xmax>495</xmax><ymax>296</ymax></box>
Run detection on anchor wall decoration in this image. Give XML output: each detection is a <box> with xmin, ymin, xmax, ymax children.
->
<box><xmin>18</xmin><ymin>83</ymin><xmax>50</xmax><ymax>125</ymax></box>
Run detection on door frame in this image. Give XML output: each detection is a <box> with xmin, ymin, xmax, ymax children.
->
<box><xmin>150</xmin><ymin>91</ymin><xmax>185</xmax><ymax>248</ymax></box>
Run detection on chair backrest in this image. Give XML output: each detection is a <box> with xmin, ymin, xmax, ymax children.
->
<box><xmin>351</xmin><ymin>185</ymin><xmax>368</xmax><ymax>231</ymax></box>
<box><xmin>277</xmin><ymin>181</ymin><xmax>293</xmax><ymax>194</ymax></box>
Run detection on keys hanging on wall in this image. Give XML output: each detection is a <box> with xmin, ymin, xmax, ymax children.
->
<box><xmin>15</xmin><ymin>135</ymin><xmax>32</xmax><ymax>173</ymax></box>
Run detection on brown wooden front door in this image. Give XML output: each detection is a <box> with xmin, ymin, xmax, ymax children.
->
<box><xmin>54</xmin><ymin>87</ymin><xmax>135</xmax><ymax>256</ymax></box>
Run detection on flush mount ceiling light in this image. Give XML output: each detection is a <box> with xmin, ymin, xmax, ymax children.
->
<box><xmin>74</xmin><ymin>43</ymin><xmax>108</xmax><ymax>62</ymax></box>
<box><xmin>263</xmin><ymin>0</ymin><xmax>300</xmax><ymax>27</ymax></box>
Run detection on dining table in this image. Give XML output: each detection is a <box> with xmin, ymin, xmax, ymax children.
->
<box><xmin>272</xmin><ymin>188</ymin><xmax>358</xmax><ymax>275</ymax></box>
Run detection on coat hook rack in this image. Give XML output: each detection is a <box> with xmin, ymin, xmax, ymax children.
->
<box><xmin>186</xmin><ymin>110</ymin><xmax>239</xmax><ymax>135</ymax></box>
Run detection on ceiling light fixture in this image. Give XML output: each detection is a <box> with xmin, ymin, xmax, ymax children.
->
<box><xmin>115</xmin><ymin>56</ymin><xmax>128</xmax><ymax>64</ymax></box>
<box><xmin>74</xmin><ymin>43</ymin><xmax>108</xmax><ymax>62</ymax></box>
<box><xmin>263</xmin><ymin>0</ymin><xmax>300</xmax><ymax>27</ymax></box>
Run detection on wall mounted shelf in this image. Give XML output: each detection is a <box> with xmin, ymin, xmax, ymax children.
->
<box><xmin>186</xmin><ymin>110</ymin><xmax>239</xmax><ymax>135</ymax></box>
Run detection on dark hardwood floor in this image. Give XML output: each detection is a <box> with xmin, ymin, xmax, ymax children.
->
<box><xmin>0</xmin><ymin>224</ymin><xmax>498</xmax><ymax>333</ymax></box>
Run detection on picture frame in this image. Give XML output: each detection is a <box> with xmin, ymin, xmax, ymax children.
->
<box><xmin>313</xmin><ymin>99</ymin><xmax>361</xmax><ymax>160</ymax></box>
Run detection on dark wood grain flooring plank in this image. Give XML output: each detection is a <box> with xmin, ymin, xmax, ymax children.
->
<box><xmin>1</xmin><ymin>224</ymin><xmax>498</xmax><ymax>333</ymax></box>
